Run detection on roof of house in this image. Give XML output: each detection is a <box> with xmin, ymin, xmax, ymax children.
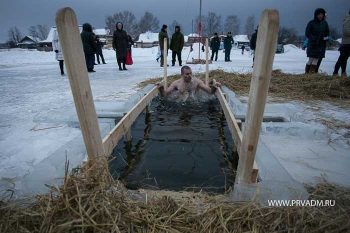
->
<box><xmin>93</xmin><ymin>28</ymin><xmax>109</xmax><ymax>36</ymax></box>
<box><xmin>40</xmin><ymin>26</ymin><xmax>83</xmax><ymax>43</ymax></box>
<box><xmin>233</xmin><ymin>35</ymin><xmax>250</xmax><ymax>42</ymax></box>
<box><xmin>18</xmin><ymin>36</ymin><xmax>41</xmax><ymax>44</ymax></box>
<box><xmin>137</xmin><ymin>31</ymin><xmax>158</xmax><ymax>43</ymax></box>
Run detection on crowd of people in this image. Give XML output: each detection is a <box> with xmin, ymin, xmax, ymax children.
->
<box><xmin>53</xmin><ymin>8</ymin><xmax>350</xmax><ymax>78</ymax></box>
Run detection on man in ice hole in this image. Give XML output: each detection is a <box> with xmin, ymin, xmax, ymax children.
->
<box><xmin>157</xmin><ymin>66</ymin><xmax>221</xmax><ymax>101</ymax></box>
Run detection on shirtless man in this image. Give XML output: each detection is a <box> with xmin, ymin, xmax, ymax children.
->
<box><xmin>157</xmin><ymin>66</ymin><xmax>220</xmax><ymax>101</ymax></box>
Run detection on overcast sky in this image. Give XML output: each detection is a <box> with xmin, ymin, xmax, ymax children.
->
<box><xmin>0</xmin><ymin>0</ymin><xmax>348</xmax><ymax>42</ymax></box>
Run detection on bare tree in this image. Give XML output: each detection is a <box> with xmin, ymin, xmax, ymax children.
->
<box><xmin>106</xmin><ymin>11</ymin><xmax>138</xmax><ymax>37</ymax></box>
<box><xmin>206</xmin><ymin>12</ymin><xmax>222</xmax><ymax>36</ymax></box>
<box><xmin>138</xmin><ymin>11</ymin><xmax>160</xmax><ymax>33</ymax></box>
<box><xmin>245</xmin><ymin>15</ymin><xmax>255</xmax><ymax>38</ymax></box>
<box><xmin>225</xmin><ymin>15</ymin><xmax>240</xmax><ymax>35</ymax></box>
<box><xmin>36</xmin><ymin>24</ymin><xmax>49</xmax><ymax>40</ymax></box>
<box><xmin>28</xmin><ymin>26</ymin><xmax>39</xmax><ymax>38</ymax></box>
<box><xmin>8</xmin><ymin>26</ymin><xmax>22</xmax><ymax>44</ymax></box>
<box><xmin>278</xmin><ymin>27</ymin><xmax>298</xmax><ymax>44</ymax></box>
<box><xmin>28</xmin><ymin>25</ymin><xmax>49</xmax><ymax>40</ymax></box>
<box><xmin>169</xmin><ymin>20</ymin><xmax>182</xmax><ymax>34</ymax></box>
<box><xmin>195</xmin><ymin>15</ymin><xmax>207</xmax><ymax>35</ymax></box>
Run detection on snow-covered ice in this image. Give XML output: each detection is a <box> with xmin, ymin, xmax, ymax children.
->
<box><xmin>0</xmin><ymin>45</ymin><xmax>349</xmax><ymax>197</ymax></box>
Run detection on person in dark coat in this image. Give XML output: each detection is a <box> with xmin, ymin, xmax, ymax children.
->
<box><xmin>210</xmin><ymin>33</ymin><xmax>220</xmax><ymax>61</ymax></box>
<box><xmin>81</xmin><ymin>23</ymin><xmax>97</xmax><ymax>72</ymax></box>
<box><xmin>170</xmin><ymin>25</ymin><xmax>185</xmax><ymax>66</ymax></box>
<box><xmin>159</xmin><ymin>24</ymin><xmax>169</xmax><ymax>67</ymax></box>
<box><xmin>333</xmin><ymin>10</ymin><xmax>350</xmax><ymax>78</ymax></box>
<box><xmin>241</xmin><ymin>45</ymin><xmax>245</xmax><ymax>55</ymax></box>
<box><xmin>250</xmin><ymin>27</ymin><xmax>258</xmax><ymax>66</ymax></box>
<box><xmin>127</xmin><ymin>35</ymin><xmax>134</xmax><ymax>50</ymax></box>
<box><xmin>95</xmin><ymin>35</ymin><xmax>106</xmax><ymax>64</ymax></box>
<box><xmin>223</xmin><ymin>32</ymin><xmax>234</xmax><ymax>61</ymax></box>
<box><xmin>305</xmin><ymin>8</ymin><xmax>329</xmax><ymax>73</ymax></box>
<box><xmin>113</xmin><ymin>22</ymin><xmax>129</xmax><ymax>71</ymax></box>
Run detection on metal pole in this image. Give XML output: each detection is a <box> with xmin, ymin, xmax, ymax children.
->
<box><xmin>198</xmin><ymin>0</ymin><xmax>202</xmax><ymax>61</ymax></box>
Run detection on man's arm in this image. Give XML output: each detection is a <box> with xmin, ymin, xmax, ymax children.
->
<box><xmin>197</xmin><ymin>79</ymin><xmax>220</xmax><ymax>94</ymax></box>
<box><xmin>157</xmin><ymin>80</ymin><xmax>178</xmax><ymax>97</ymax></box>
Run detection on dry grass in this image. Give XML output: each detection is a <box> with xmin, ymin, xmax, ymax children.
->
<box><xmin>139</xmin><ymin>70</ymin><xmax>350</xmax><ymax>103</ymax></box>
<box><xmin>1</xmin><ymin>157</ymin><xmax>350</xmax><ymax>233</ymax></box>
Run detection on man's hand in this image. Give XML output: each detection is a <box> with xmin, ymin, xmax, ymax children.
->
<box><xmin>54</xmin><ymin>50</ymin><xmax>59</xmax><ymax>53</ymax></box>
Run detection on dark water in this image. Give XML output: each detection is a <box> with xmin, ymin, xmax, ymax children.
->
<box><xmin>109</xmin><ymin>97</ymin><xmax>238</xmax><ymax>193</ymax></box>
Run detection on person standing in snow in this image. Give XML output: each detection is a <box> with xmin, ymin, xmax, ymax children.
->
<box><xmin>170</xmin><ymin>25</ymin><xmax>185</xmax><ymax>66</ymax></box>
<box><xmin>241</xmin><ymin>45</ymin><xmax>246</xmax><ymax>55</ymax></box>
<box><xmin>223</xmin><ymin>32</ymin><xmax>234</xmax><ymax>61</ymax></box>
<box><xmin>333</xmin><ymin>10</ymin><xmax>350</xmax><ymax>78</ymax></box>
<box><xmin>81</xmin><ymin>23</ymin><xmax>97</xmax><ymax>72</ymax></box>
<box><xmin>304</xmin><ymin>8</ymin><xmax>329</xmax><ymax>74</ymax></box>
<box><xmin>210</xmin><ymin>33</ymin><xmax>220</xmax><ymax>61</ymax></box>
<box><xmin>95</xmin><ymin>36</ymin><xmax>106</xmax><ymax>64</ymax></box>
<box><xmin>250</xmin><ymin>27</ymin><xmax>258</xmax><ymax>66</ymax></box>
<box><xmin>113</xmin><ymin>22</ymin><xmax>129</xmax><ymax>71</ymax></box>
<box><xmin>159</xmin><ymin>24</ymin><xmax>169</xmax><ymax>67</ymax></box>
<box><xmin>52</xmin><ymin>29</ymin><xmax>64</xmax><ymax>75</ymax></box>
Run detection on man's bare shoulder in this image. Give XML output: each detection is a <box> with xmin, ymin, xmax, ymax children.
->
<box><xmin>192</xmin><ymin>77</ymin><xmax>205</xmax><ymax>85</ymax></box>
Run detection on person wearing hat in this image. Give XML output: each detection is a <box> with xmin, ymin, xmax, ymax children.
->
<box><xmin>210</xmin><ymin>32</ymin><xmax>220</xmax><ymax>61</ymax></box>
<box><xmin>170</xmin><ymin>25</ymin><xmax>184</xmax><ymax>66</ymax></box>
<box><xmin>304</xmin><ymin>8</ymin><xmax>329</xmax><ymax>74</ymax></box>
<box><xmin>113</xmin><ymin>22</ymin><xmax>129</xmax><ymax>71</ymax></box>
<box><xmin>333</xmin><ymin>10</ymin><xmax>350</xmax><ymax>78</ymax></box>
<box><xmin>158</xmin><ymin>24</ymin><xmax>169</xmax><ymax>67</ymax></box>
<box><xmin>224</xmin><ymin>32</ymin><xmax>234</xmax><ymax>61</ymax></box>
<box><xmin>81</xmin><ymin>23</ymin><xmax>97</xmax><ymax>72</ymax></box>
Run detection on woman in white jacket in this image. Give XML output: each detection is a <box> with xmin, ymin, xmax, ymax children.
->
<box><xmin>52</xmin><ymin>29</ymin><xmax>64</xmax><ymax>75</ymax></box>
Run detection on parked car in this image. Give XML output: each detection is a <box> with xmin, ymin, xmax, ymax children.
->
<box><xmin>276</xmin><ymin>44</ymin><xmax>284</xmax><ymax>53</ymax></box>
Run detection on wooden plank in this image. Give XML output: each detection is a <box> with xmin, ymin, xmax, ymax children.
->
<box><xmin>102</xmin><ymin>86</ymin><xmax>159</xmax><ymax>156</ymax></box>
<box><xmin>205</xmin><ymin>38</ymin><xmax>209</xmax><ymax>85</ymax></box>
<box><xmin>163</xmin><ymin>38</ymin><xmax>168</xmax><ymax>89</ymax></box>
<box><xmin>236</xmin><ymin>9</ymin><xmax>279</xmax><ymax>184</ymax></box>
<box><xmin>216</xmin><ymin>88</ymin><xmax>258</xmax><ymax>182</ymax></box>
<box><xmin>55</xmin><ymin>7</ymin><xmax>104</xmax><ymax>159</ymax></box>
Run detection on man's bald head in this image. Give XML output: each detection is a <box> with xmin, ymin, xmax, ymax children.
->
<box><xmin>181</xmin><ymin>65</ymin><xmax>192</xmax><ymax>75</ymax></box>
<box><xmin>181</xmin><ymin>66</ymin><xmax>192</xmax><ymax>83</ymax></box>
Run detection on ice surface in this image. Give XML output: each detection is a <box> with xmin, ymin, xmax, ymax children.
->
<box><xmin>0</xmin><ymin>45</ymin><xmax>349</xmax><ymax>197</ymax></box>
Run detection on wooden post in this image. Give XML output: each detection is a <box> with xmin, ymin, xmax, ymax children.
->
<box><xmin>236</xmin><ymin>9</ymin><xmax>279</xmax><ymax>184</ymax></box>
<box><xmin>163</xmin><ymin>38</ymin><xmax>168</xmax><ymax>89</ymax></box>
<box><xmin>205</xmin><ymin>38</ymin><xmax>209</xmax><ymax>85</ymax></box>
<box><xmin>56</xmin><ymin>7</ymin><xmax>105</xmax><ymax>159</ymax></box>
<box><xmin>123</xmin><ymin>113</ymin><xmax>132</xmax><ymax>142</ymax></box>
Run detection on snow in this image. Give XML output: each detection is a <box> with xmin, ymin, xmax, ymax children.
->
<box><xmin>93</xmin><ymin>28</ymin><xmax>109</xmax><ymax>36</ymax></box>
<box><xmin>233</xmin><ymin>34</ymin><xmax>249</xmax><ymax>42</ymax></box>
<box><xmin>187</xmin><ymin>33</ymin><xmax>200</xmax><ymax>37</ymax></box>
<box><xmin>137</xmin><ymin>31</ymin><xmax>158</xmax><ymax>42</ymax></box>
<box><xmin>0</xmin><ymin>44</ymin><xmax>349</xmax><ymax>196</ymax></box>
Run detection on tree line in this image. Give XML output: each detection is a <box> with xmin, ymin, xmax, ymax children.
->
<box><xmin>6</xmin><ymin>10</ymin><xmax>341</xmax><ymax>46</ymax></box>
<box><xmin>7</xmin><ymin>24</ymin><xmax>49</xmax><ymax>46</ymax></box>
<box><xmin>106</xmin><ymin>10</ymin><xmax>258</xmax><ymax>39</ymax></box>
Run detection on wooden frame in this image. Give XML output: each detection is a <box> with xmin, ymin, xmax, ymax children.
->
<box><xmin>216</xmin><ymin>88</ymin><xmax>259</xmax><ymax>182</ymax></box>
<box><xmin>56</xmin><ymin>8</ymin><xmax>105</xmax><ymax>160</ymax></box>
<box><xmin>56</xmin><ymin>7</ymin><xmax>278</xmax><ymax>186</ymax></box>
<box><xmin>236</xmin><ymin>9</ymin><xmax>279</xmax><ymax>184</ymax></box>
<box><xmin>102</xmin><ymin>86</ymin><xmax>159</xmax><ymax>156</ymax></box>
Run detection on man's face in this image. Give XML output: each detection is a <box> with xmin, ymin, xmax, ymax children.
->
<box><xmin>182</xmin><ymin>69</ymin><xmax>192</xmax><ymax>83</ymax></box>
<box><xmin>117</xmin><ymin>23</ymin><xmax>122</xmax><ymax>30</ymax></box>
<box><xmin>317</xmin><ymin>13</ymin><xmax>324</xmax><ymax>21</ymax></box>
